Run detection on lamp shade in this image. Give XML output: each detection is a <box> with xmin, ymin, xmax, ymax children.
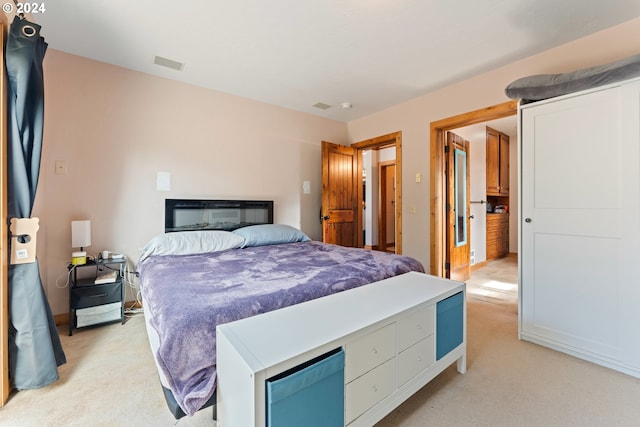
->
<box><xmin>71</xmin><ymin>220</ymin><xmax>91</xmax><ymax>249</ymax></box>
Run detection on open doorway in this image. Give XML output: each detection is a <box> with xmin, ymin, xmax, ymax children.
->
<box><xmin>449</xmin><ymin>117</ymin><xmax>518</xmax><ymax>304</ymax></box>
<box><xmin>429</xmin><ymin>101</ymin><xmax>518</xmax><ymax>277</ymax></box>
<box><xmin>361</xmin><ymin>151</ymin><xmax>396</xmax><ymax>253</ymax></box>
<box><xmin>353</xmin><ymin>131</ymin><xmax>402</xmax><ymax>254</ymax></box>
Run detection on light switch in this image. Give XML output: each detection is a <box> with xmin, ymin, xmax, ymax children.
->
<box><xmin>303</xmin><ymin>180</ymin><xmax>311</xmax><ymax>194</ymax></box>
<box><xmin>157</xmin><ymin>172</ymin><xmax>171</xmax><ymax>191</ymax></box>
<box><xmin>415</xmin><ymin>172</ymin><xmax>422</xmax><ymax>183</ymax></box>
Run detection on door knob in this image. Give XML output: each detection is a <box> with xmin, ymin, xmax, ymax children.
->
<box><xmin>468</xmin><ymin>215</ymin><xmax>474</xmax><ymax>219</ymax></box>
<box><xmin>525</xmin><ymin>218</ymin><xmax>532</xmax><ymax>223</ymax></box>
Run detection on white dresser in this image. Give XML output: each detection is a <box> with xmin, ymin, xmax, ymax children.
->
<box><xmin>216</xmin><ymin>271</ymin><xmax>466</xmax><ymax>427</ymax></box>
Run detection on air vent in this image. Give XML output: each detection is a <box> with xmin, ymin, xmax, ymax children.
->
<box><xmin>312</xmin><ymin>102</ymin><xmax>332</xmax><ymax>110</ymax></box>
<box><xmin>153</xmin><ymin>56</ymin><xmax>184</xmax><ymax>71</ymax></box>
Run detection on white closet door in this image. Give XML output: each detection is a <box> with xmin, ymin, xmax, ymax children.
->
<box><xmin>620</xmin><ymin>81</ymin><xmax>640</xmax><ymax>370</ymax></box>
<box><xmin>521</xmin><ymin>86</ymin><xmax>624</xmax><ymax>360</ymax></box>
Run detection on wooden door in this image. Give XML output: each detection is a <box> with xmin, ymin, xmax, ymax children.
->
<box><xmin>498</xmin><ymin>132</ymin><xmax>509</xmax><ymax>195</ymax></box>
<box><xmin>521</xmin><ymin>85</ymin><xmax>632</xmax><ymax>360</ymax></box>
<box><xmin>321</xmin><ymin>141</ymin><xmax>358</xmax><ymax>247</ymax></box>
<box><xmin>379</xmin><ymin>162</ymin><xmax>396</xmax><ymax>253</ymax></box>
<box><xmin>446</xmin><ymin>132</ymin><xmax>470</xmax><ymax>281</ymax></box>
<box><xmin>384</xmin><ymin>164</ymin><xmax>395</xmax><ymax>249</ymax></box>
<box><xmin>487</xmin><ymin>126</ymin><xmax>509</xmax><ymax>196</ymax></box>
<box><xmin>486</xmin><ymin>127</ymin><xmax>500</xmax><ymax>196</ymax></box>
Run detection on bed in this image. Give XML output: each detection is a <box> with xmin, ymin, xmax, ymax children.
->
<box><xmin>137</xmin><ymin>199</ymin><xmax>425</xmax><ymax>419</ymax></box>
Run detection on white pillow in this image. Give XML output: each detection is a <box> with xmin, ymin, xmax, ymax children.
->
<box><xmin>138</xmin><ymin>230</ymin><xmax>245</xmax><ymax>262</ymax></box>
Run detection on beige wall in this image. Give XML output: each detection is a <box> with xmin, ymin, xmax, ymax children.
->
<box><xmin>347</xmin><ymin>16</ymin><xmax>640</xmax><ymax>269</ymax></box>
<box><xmin>37</xmin><ymin>50</ymin><xmax>347</xmax><ymax>314</ymax></box>
<box><xmin>35</xmin><ymin>16</ymin><xmax>640</xmax><ymax>316</ymax></box>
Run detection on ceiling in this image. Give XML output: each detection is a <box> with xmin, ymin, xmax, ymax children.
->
<box><xmin>453</xmin><ymin>116</ymin><xmax>517</xmax><ymax>144</ymax></box>
<box><xmin>25</xmin><ymin>1</ymin><xmax>640</xmax><ymax>122</ymax></box>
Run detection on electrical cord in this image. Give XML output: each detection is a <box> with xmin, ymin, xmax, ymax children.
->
<box><xmin>122</xmin><ymin>258</ymin><xmax>145</xmax><ymax>318</ymax></box>
<box><xmin>55</xmin><ymin>263</ymin><xmax>75</xmax><ymax>289</ymax></box>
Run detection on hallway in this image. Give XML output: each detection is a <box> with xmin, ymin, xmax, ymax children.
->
<box><xmin>466</xmin><ymin>255</ymin><xmax>517</xmax><ymax>306</ymax></box>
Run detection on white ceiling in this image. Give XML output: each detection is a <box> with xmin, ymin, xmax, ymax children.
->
<box><xmin>453</xmin><ymin>116</ymin><xmax>517</xmax><ymax>144</ymax></box>
<box><xmin>27</xmin><ymin>0</ymin><xmax>640</xmax><ymax>122</ymax></box>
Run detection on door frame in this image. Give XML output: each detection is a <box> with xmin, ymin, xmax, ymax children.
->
<box><xmin>429</xmin><ymin>101</ymin><xmax>517</xmax><ymax>276</ymax></box>
<box><xmin>352</xmin><ymin>131</ymin><xmax>402</xmax><ymax>254</ymax></box>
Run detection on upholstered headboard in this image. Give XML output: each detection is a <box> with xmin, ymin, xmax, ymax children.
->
<box><xmin>164</xmin><ymin>199</ymin><xmax>273</xmax><ymax>233</ymax></box>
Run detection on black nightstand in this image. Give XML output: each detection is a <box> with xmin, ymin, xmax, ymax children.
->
<box><xmin>68</xmin><ymin>257</ymin><xmax>126</xmax><ymax>336</ymax></box>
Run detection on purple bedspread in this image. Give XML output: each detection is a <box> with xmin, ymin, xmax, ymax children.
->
<box><xmin>138</xmin><ymin>241</ymin><xmax>424</xmax><ymax>416</ymax></box>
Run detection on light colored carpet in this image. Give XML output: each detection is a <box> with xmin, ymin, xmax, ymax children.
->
<box><xmin>1</xmin><ymin>258</ymin><xmax>639</xmax><ymax>426</ymax></box>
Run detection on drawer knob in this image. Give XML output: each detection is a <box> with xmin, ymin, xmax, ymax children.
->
<box><xmin>417</xmin><ymin>356</ymin><xmax>422</xmax><ymax>362</ymax></box>
<box><xmin>371</xmin><ymin>347</ymin><xmax>378</xmax><ymax>355</ymax></box>
<box><xmin>416</xmin><ymin>324</ymin><xmax>422</xmax><ymax>330</ymax></box>
<box><xmin>372</xmin><ymin>385</ymin><xmax>378</xmax><ymax>392</ymax></box>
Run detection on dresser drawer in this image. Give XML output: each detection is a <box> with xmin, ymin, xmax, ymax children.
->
<box><xmin>345</xmin><ymin>357</ymin><xmax>396</xmax><ymax>424</ymax></box>
<box><xmin>486</xmin><ymin>228</ymin><xmax>504</xmax><ymax>241</ymax></box>
<box><xmin>71</xmin><ymin>281</ymin><xmax>122</xmax><ymax>309</ymax></box>
<box><xmin>397</xmin><ymin>305</ymin><xmax>434</xmax><ymax>351</ymax></box>
<box><xmin>398</xmin><ymin>337</ymin><xmax>435</xmax><ymax>387</ymax></box>
<box><xmin>487</xmin><ymin>217</ymin><xmax>508</xmax><ymax>229</ymax></box>
<box><xmin>345</xmin><ymin>323</ymin><xmax>396</xmax><ymax>382</ymax></box>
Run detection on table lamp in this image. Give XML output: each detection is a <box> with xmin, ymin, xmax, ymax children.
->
<box><xmin>71</xmin><ymin>220</ymin><xmax>91</xmax><ymax>265</ymax></box>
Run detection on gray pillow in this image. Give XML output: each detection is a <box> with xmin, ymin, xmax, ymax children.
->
<box><xmin>138</xmin><ymin>230</ymin><xmax>245</xmax><ymax>262</ymax></box>
<box><xmin>505</xmin><ymin>53</ymin><xmax>640</xmax><ymax>102</ymax></box>
<box><xmin>233</xmin><ymin>224</ymin><xmax>310</xmax><ymax>248</ymax></box>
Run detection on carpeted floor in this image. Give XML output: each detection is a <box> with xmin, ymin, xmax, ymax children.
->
<box><xmin>1</xmin><ymin>257</ymin><xmax>639</xmax><ymax>426</ymax></box>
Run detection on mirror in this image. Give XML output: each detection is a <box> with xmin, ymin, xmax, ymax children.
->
<box><xmin>454</xmin><ymin>148</ymin><xmax>467</xmax><ymax>246</ymax></box>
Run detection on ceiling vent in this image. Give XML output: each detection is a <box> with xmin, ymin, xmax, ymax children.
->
<box><xmin>153</xmin><ymin>56</ymin><xmax>184</xmax><ymax>71</ymax></box>
<box><xmin>312</xmin><ymin>102</ymin><xmax>332</xmax><ymax>110</ymax></box>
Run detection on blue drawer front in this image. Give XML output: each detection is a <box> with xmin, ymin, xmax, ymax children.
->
<box><xmin>266</xmin><ymin>348</ymin><xmax>344</xmax><ymax>427</ymax></box>
<box><xmin>436</xmin><ymin>291</ymin><xmax>464</xmax><ymax>360</ymax></box>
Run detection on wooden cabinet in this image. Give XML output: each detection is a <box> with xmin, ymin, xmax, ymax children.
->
<box><xmin>486</xmin><ymin>213</ymin><xmax>509</xmax><ymax>260</ymax></box>
<box><xmin>216</xmin><ymin>272</ymin><xmax>466</xmax><ymax>427</ymax></box>
<box><xmin>486</xmin><ymin>126</ymin><xmax>510</xmax><ymax>260</ymax></box>
<box><xmin>486</xmin><ymin>127</ymin><xmax>509</xmax><ymax>196</ymax></box>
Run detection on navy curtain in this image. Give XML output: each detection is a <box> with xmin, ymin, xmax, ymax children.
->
<box><xmin>6</xmin><ymin>16</ymin><xmax>65</xmax><ymax>389</ymax></box>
